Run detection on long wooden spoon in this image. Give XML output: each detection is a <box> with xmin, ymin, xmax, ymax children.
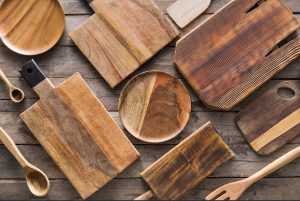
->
<box><xmin>206</xmin><ymin>146</ymin><xmax>300</xmax><ymax>200</ymax></box>
<box><xmin>0</xmin><ymin>128</ymin><xmax>50</xmax><ymax>197</ymax></box>
<box><xmin>0</xmin><ymin>68</ymin><xmax>24</xmax><ymax>103</ymax></box>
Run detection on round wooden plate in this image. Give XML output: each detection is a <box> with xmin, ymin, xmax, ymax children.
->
<box><xmin>0</xmin><ymin>0</ymin><xmax>65</xmax><ymax>55</ymax></box>
<box><xmin>119</xmin><ymin>71</ymin><xmax>191</xmax><ymax>143</ymax></box>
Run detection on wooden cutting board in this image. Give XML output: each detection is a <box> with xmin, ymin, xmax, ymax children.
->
<box><xmin>18</xmin><ymin>60</ymin><xmax>140</xmax><ymax>199</ymax></box>
<box><xmin>69</xmin><ymin>0</ymin><xmax>179</xmax><ymax>88</ymax></box>
<box><xmin>174</xmin><ymin>0</ymin><xmax>300</xmax><ymax>110</ymax></box>
<box><xmin>236</xmin><ymin>81</ymin><xmax>300</xmax><ymax>155</ymax></box>
<box><xmin>138</xmin><ymin>122</ymin><xmax>235</xmax><ymax>200</ymax></box>
<box><xmin>167</xmin><ymin>0</ymin><xmax>211</xmax><ymax>28</ymax></box>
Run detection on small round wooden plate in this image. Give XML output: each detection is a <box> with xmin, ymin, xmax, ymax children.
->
<box><xmin>119</xmin><ymin>71</ymin><xmax>191</xmax><ymax>143</ymax></box>
<box><xmin>0</xmin><ymin>0</ymin><xmax>65</xmax><ymax>55</ymax></box>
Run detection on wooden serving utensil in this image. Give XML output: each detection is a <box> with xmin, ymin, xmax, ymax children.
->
<box><xmin>0</xmin><ymin>68</ymin><xmax>24</xmax><ymax>103</ymax></box>
<box><xmin>0</xmin><ymin>127</ymin><xmax>50</xmax><ymax>197</ymax></box>
<box><xmin>206</xmin><ymin>146</ymin><xmax>300</xmax><ymax>200</ymax></box>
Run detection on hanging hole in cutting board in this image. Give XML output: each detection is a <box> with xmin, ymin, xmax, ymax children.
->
<box><xmin>246</xmin><ymin>0</ymin><xmax>267</xmax><ymax>14</ymax></box>
<box><xmin>277</xmin><ymin>87</ymin><xmax>295</xmax><ymax>100</ymax></box>
<box><xmin>265</xmin><ymin>31</ymin><xmax>299</xmax><ymax>57</ymax></box>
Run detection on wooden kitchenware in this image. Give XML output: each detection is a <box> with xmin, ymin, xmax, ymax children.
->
<box><xmin>167</xmin><ymin>0</ymin><xmax>211</xmax><ymax>28</ymax></box>
<box><xmin>69</xmin><ymin>0</ymin><xmax>212</xmax><ymax>88</ymax></box>
<box><xmin>18</xmin><ymin>60</ymin><xmax>140</xmax><ymax>199</ymax></box>
<box><xmin>135</xmin><ymin>122</ymin><xmax>235</xmax><ymax>200</ymax></box>
<box><xmin>0</xmin><ymin>127</ymin><xmax>49</xmax><ymax>197</ymax></box>
<box><xmin>0</xmin><ymin>0</ymin><xmax>65</xmax><ymax>55</ymax></box>
<box><xmin>206</xmin><ymin>146</ymin><xmax>300</xmax><ymax>200</ymax></box>
<box><xmin>69</xmin><ymin>0</ymin><xmax>179</xmax><ymax>88</ymax></box>
<box><xmin>0</xmin><ymin>68</ymin><xmax>24</xmax><ymax>103</ymax></box>
<box><xmin>118</xmin><ymin>71</ymin><xmax>191</xmax><ymax>143</ymax></box>
<box><xmin>236</xmin><ymin>81</ymin><xmax>300</xmax><ymax>155</ymax></box>
<box><xmin>174</xmin><ymin>0</ymin><xmax>300</xmax><ymax>110</ymax></box>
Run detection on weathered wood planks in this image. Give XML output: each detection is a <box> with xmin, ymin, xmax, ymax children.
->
<box><xmin>69</xmin><ymin>0</ymin><xmax>179</xmax><ymax>87</ymax></box>
<box><xmin>174</xmin><ymin>0</ymin><xmax>300</xmax><ymax>110</ymax></box>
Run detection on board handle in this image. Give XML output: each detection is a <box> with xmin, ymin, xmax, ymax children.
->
<box><xmin>134</xmin><ymin>190</ymin><xmax>154</xmax><ymax>200</ymax></box>
<box><xmin>19</xmin><ymin>59</ymin><xmax>46</xmax><ymax>88</ymax></box>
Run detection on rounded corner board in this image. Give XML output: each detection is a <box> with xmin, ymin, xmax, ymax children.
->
<box><xmin>20</xmin><ymin>73</ymin><xmax>139</xmax><ymax>199</ymax></box>
<box><xmin>236</xmin><ymin>81</ymin><xmax>300</xmax><ymax>155</ymax></box>
<box><xmin>174</xmin><ymin>0</ymin><xmax>300</xmax><ymax>110</ymax></box>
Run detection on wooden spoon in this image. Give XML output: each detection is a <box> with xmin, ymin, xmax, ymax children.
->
<box><xmin>0</xmin><ymin>128</ymin><xmax>50</xmax><ymax>197</ymax></box>
<box><xmin>0</xmin><ymin>68</ymin><xmax>24</xmax><ymax>103</ymax></box>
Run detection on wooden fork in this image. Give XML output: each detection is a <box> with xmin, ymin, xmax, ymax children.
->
<box><xmin>206</xmin><ymin>146</ymin><xmax>300</xmax><ymax>200</ymax></box>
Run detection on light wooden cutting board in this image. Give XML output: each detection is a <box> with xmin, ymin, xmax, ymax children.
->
<box><xmin>18</xmin><ymin>60</ymin><xmax>139</xmax><ymax>199</ymax></box>
<box><xmin>69</xmin><ymin>0</ymin><xmax>179</xmax><ymax>88</ymax></box>
<box><xmin>174</xmin><ymin>0</ymin><xmax>300</xmax><ymax>110</ymax></box>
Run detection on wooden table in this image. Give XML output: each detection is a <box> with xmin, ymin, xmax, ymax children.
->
<box><xmin>0</xmin><ymin>0</ymin><xmax>299</xmax><ymax>200</ymax></box>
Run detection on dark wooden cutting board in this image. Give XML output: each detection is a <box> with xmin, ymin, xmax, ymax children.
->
<box><xmin>18</xmin><ymin>60</ymin><xmax>139</xmax><ymax>199</ymax></box>
<box><xmin>139</xmin><ymin>122</ymin><xmax>235</xmax><ymax>200</ymax></box>
<box><xmin>236</xmin><ymin>81</ymin><xmax>300</xmax><ymax>155</ymax></box>
<box><xmin>69</xmin><ymin>0</ymin><xmax>179</xmax><ymax>88</ymax></box>
<box><xmin>174</xmin><ymin>0</ymin><xmax>300</xmax><ymax>110</ymax></box>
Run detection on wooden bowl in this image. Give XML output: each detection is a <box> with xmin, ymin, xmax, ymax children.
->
<box><xmin>119</xmin><ymin>71</ymin><xmax>191</xmax><ymax>143</ymax></box>
<box><xmin>0</xmin><ymin>0</ymin><xmax>65</xmax><ymax>55</ymax></box>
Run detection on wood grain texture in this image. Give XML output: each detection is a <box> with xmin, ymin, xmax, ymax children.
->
<box><xmin>69</xmin><ymin>0</ymin><xmax>179</xmax><ymax>88</ymax></box>
<box><xmin>141</xmin><ymin>122</ymin><xmax>235</xmax><ymax>200</ymax></box>
<box><xmin>236</xmin><ymin>81</ymin><xmax>300</xmax><ymax>155</ymax></box>
<box><xmin>118</xmin><ymin>71</ymin><xmax>191</xmax><ymax>143</ymax></box>
<box><xmin>0</xmin><ymin>0</ymin><xmax>64</xmax><ymax>55</ymax></box>
<box><xmin>167</xmin><ymin>0</ymin><xmax>211</xmax><ymax>28</ymax></box>
<box><xmin>174</xmin><ymin>0</ymin><xmax>300</xmax><ymax>110</ymax></box>
<box><xmin>20</xmin><ymin>74</ymin><xmax>139</xmax><ymax>199</ymax></box>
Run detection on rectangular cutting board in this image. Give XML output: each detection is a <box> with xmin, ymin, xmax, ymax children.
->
<box><xmin>174</xmin><ymin>0</ymin><xmax>300</xmax><ymax>110</ymax></box>
<box><xmin>140</xmin><ymin>122</ymin><xmax>235</xmax><ymax>200</ymax></box>
<box><xmin>69</xmin><ymin>0</ymin><xmax>179</xmax><ymax>88</ymax></box>
<box><xmin>236</xmin><ymin>81</ymin><xmax>300</xmax><ymax>155</ymax></box>
<box><xmin>19</xmin><ymin>60</ymin><xmax>140</xmax><ymax>199</ymax></box>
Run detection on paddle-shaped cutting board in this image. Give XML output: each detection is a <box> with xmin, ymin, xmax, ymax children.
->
<box><xmin>236</xmin><ymin>81</ymin><xmax>300</xmax><ymax>155</ymax></box>
<box><xmin>69</xmin><ymin>0</ymin><xmax>179</xmax><ymax>88</ymax></box>
<box><xmin>139</xmin><ymin>122</ymin><xmax>235</xmax><ymax>200</ymax></box>
<box><xmin>18</xmin><ymin>60</ymin><xmax>139</xmax><ymax>199</ymax></box>
<box><xmin>174</xmin><ymin>0</ymin><xmax>300</xmax><ymax>110</ymax></box>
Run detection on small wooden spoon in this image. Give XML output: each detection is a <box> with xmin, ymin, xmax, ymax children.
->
<box><xmin>0</xmin><ymin>68</ymin><xmax>24</xmax><ymax>103</ymax></box>
<box><xmin>0</xmin><ymin>128</ymin><xmax>50</xmax><ymax>197</ymax></box>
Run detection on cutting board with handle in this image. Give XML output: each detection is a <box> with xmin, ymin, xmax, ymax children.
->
<box><xmin>174</xmin><ymin>0</ymin><xmax>300</xmax><ymax>110</ymax></box>
<box><xmin>135</xmin><ymin>122</ymin><xmax>235</xmax><ymax>200</ymax></box>
<box><xmin>18</xmin><ymin>60</ymin><xmax>140</xmax><ymax>199</ymax></box>
<box><xmin>236</xmin><ymin>81</ymin><xmax>300</xmax><ymax>155</ymax></box>
<box><xmin>69</xmin><ymin>0</ymin><xmax>179</xmax><ymax>88</ymax></box>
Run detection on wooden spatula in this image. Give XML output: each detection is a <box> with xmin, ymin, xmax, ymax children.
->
<box><xmin>18</xmin><ymin>60</ymin><xmax>140</xmax><ymax>199</ymax></box>
<box><xmin>174</xmin><ymin>0</ymin><xmax>300</xmax><ymax>110</ymax></box>
<box><xmin>236</xmin><ymin>81</ymin><xmax>300</xmax><ymax>155</ymax></box>
<box><xmin>167</xmin><ymin>0</ymin><xmax>211</xmax><ymax>28</ymax></box>
<box><xmin>206</xmin><ymin>146</ymin><xmax>300</xmax><ymax>200</ymax></box>
<box><xmin>135</xmin><ymin>122</ymin><xmax>235</xmax><ymax>200</ymax></box>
